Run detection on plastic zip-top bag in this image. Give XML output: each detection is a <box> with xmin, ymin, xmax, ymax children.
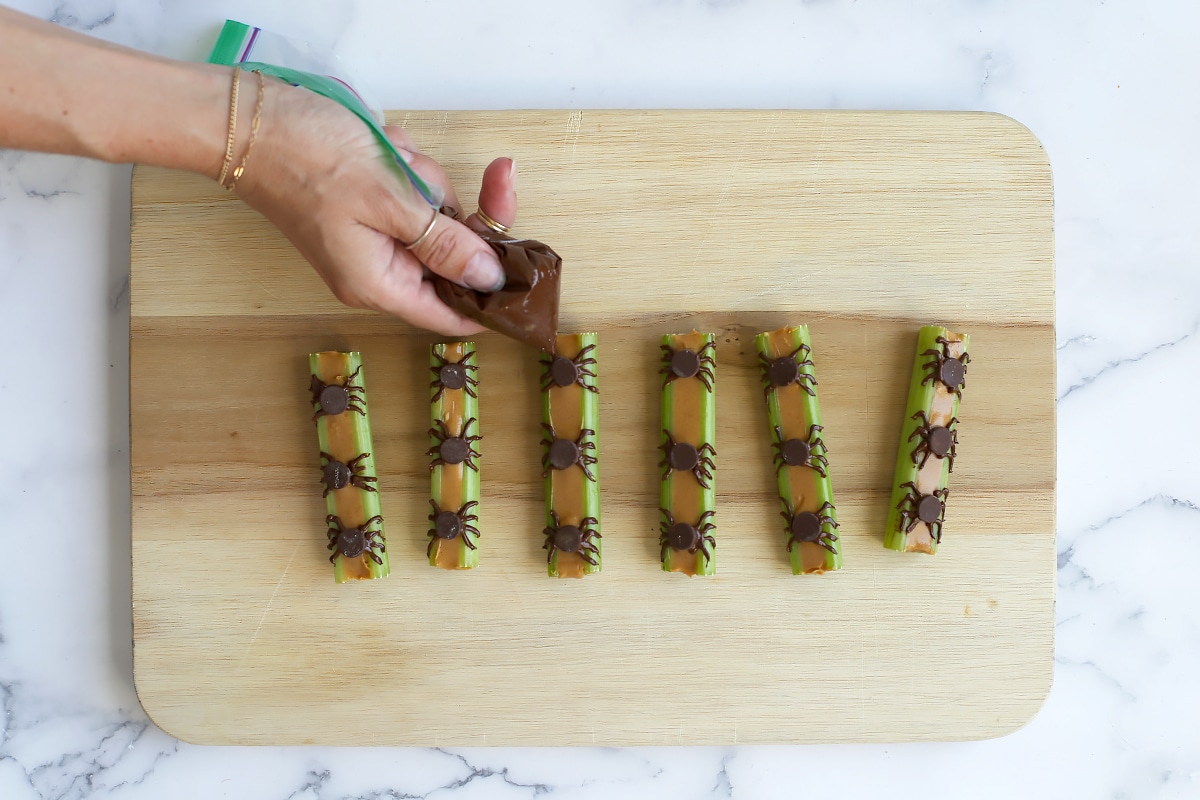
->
<box><xmin>207</xmin><ymin>19</ymin><xmax>442</xmax><ymax>207</ymax></box>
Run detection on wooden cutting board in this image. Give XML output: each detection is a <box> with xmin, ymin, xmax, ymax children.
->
<box><xmin>130</xmin><ymin>110</ymin><xmax>1055</xmax><ymax>746</ymax></box>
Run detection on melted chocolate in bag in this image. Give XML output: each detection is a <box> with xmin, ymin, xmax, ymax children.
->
<box><xmin>432</xmin><ymin>209</ymin><xmax>562</xmax><ymax>353</ymax></box>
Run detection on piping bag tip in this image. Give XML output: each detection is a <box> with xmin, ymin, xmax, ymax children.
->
<box><xmin>433</xmin><ymin>220</ymin><xmax>562</xmax><ymax>354</ymax></box>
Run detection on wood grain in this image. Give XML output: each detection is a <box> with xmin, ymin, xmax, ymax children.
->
<box><xmin>130</xmin><ymin>110</ymin><xmax>1055</xmax><ymax>746</ymax></box>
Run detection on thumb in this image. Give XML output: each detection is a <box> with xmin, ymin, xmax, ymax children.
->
<box><xmin>406</xmin><ymin>210</ymin><xmax>507</xmax><ymax>293</ymax></box>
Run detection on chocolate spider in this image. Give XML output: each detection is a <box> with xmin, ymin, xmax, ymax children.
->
<box><xmin>771</xmin><ymin>424</ymin><xmax>828</xmax><ymax>478</ymax></box>
<box><xmin>542</xmin><ymin>510</ymin><xmax>601</xmax><ymax>566</ymax></box>
<box><xmin>659</xmin><ymin>430</ymin><xmax>716</xmax><ymax>489</ymax></box>
<box><xmin>780</xmin><ymin>500</ymin><xmax>839</xmax><ymax>554</ymax></box>
<box><xmin>426</xmin><ymin>417</ymin><xmax>482</xmax><ymax>472</ymax></box>
<box><xmin>541</xmin><ymin>344</ymin><xmax>598</xmax><ymax>393</ymax></box>
<box><xmin>921</xmin><ymin>336</ymin><xmax>971</xmax><ymax>399</ymax></box>
<box><xmin>895</xmin><ymin>482</ymin><xmax>950</xmax><ymax>544</ymax></box>
<box><xmin>318</xmin><ymin>451</ymin><xmax>377</xmax><ymax>497</ymax></box>
<box><xmin>430</xmin><ymin>348</ymin><xmax>479</xmax><ymax>403</ymax></box>
<box><xmin>540</xmin><ymin>423</ymin><xmax>597</xmax><ymax>481</ymax></box>
<box><xmin>427</xmin><ymin>499</ymin><xmax>480</xmax><ymax>557</ymax></box>
<box><xmin>659</xmin><ymin>509</ymin><xmax>717</xmax><ymax>562</ymax></box>
<box><xmin>908</xmin><ymin>411</ymin><xmax>959</xmax><ymax>471</ymax></box>
<box><xmin>326</xmin><ymin>514</ymin><xmax>386</xmax><ymax>565</ymax></box>
<box><xmin>759</xmin><ymin>343</ymin><xmax>816</xmax><ymax>398</ymax></box>
<box><xmin>310</xmin><ymin>366</ymin><xmax>366</xmax><ymax>421</ymax></box>
<box><xmin>660</xmin><ymin>340</ymin><xmax>715</xmax><ymax>391</ymax></box>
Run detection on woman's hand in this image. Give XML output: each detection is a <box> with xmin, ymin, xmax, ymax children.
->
<box><xmin>233</xmin><ymin>78</ymin><xmax>518</xmax><ymax>335</ymax></box>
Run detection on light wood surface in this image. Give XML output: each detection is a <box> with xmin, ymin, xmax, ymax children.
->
<box><xmin>130</xmin><ymin>110</ymin><xmax>1055</xmax><ymax>746</ymax></box>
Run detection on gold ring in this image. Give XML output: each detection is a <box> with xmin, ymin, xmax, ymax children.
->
<box><xmin>405</xmin><ymin>206</ymin><xmax>439</xmax><ymax>250</ymax></box>
<box><xmin>475</xmin><ymin>206</ymin><xmax>510</xmax><ymax>235</ymax></box>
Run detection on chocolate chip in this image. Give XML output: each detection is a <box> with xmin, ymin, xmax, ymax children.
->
<box><xmin>668</xmin><ymin>442</ymin><xmax>699</xmax><ymax>472</ymax></box>
<box><xmin>670</xmin><ymin>349</ymin><xmax>700</xmax><ymax>379</ymax></box>
<box><xmin>550</xmin><ymin>356</ymin><xmax>579</xmax><ymax>387</ymax></box>
<box><xmin>667</xmin><ymin>522</ymin><xmax>699</xmax><ymax>551</ymax></box>
<box><xmin>435</xmin><ymin>510</ymin><xmax>462</xmax><ymax>540</ymax></box>
<box><xmin>318</xmin><ymin>385</ymin><xmax>349</xmax><ymax>415</ymax></box>
<box><xmin>547</xmin><ymin>438</ymin><xmax>579</xmax><ymax>470</ymax></box>
<box><xmin>779</xmin><ymin>438</ymin><xmax>811</xmax><ymax>466</ymax></box>
<box><xmin>790</xmin><ymin>511</ymin><xmax>823</xmax><ymax>543</ymax></box>
<box><xmin>338</xmin><ymin>529</ymin><xmax>366</xmax><ymax>558</ymax></box>
<box><xmin>553</xmin><ymin>525</ymin><xmax>583</xmax><ymax>553</ymax></box>
<box><xmin>927</xmin><ymin>426</ymin><xmax>953</xmax><ymax>458</ymax></box>
<box><xmin>768</xmin><ymin>357</ymin><xmax>800</xmax><ymax>387</ymax></box>
<box><xmin>440</xmin><ymin>437</ymin><xmax>470</xmax><ymax>464</ymax></box>
<box><xmin>917</xmin><ymin>495</ymin><xmax>943</xmax><ymax>523</ymax></box>
<box><xmin>439</xmin><ymin>363</ymin><xmax>467</xmax><ymax>390</ymax></box>
<box><xmin>323</xmin><ymin>460</ymin><xmax>351</xmax><ymax>490</ymax></box>
<box><xmin>939</xmin><ymin>358</ymin><xmax>965</xmax><ymax>389</ymax></box>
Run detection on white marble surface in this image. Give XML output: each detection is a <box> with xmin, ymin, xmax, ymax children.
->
<box><xmin>2</xmin><ymin>0</ymin><xmax>1198</xmax><ymax>796</ymax></box>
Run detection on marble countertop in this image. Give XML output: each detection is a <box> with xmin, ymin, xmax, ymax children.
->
<box><xmin>2</xmin><ymin>0</ymin><xmax>1197</xmax><ymax>797</ymax></box>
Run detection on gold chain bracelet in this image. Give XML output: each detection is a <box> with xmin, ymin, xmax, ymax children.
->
<box><xmin>216</xmin><ymin>67</ymin><xmax>242</xmax><ymax>187</ymax></box>
<box><xmin>227</xmin><ymin>70</ymin><xmax>265</xmax><ymax>192</ymax></box>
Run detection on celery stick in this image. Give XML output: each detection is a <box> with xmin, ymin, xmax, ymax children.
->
<box><xmin>755</xmin><ymin>326</ymin><xmax>841</xmax><ymax>574</ymax></box>
<box><xmin>541</xmin><ymin>333</ymin><xmax>602</xmax><ymax>577</ymax></box>
<box><xmin>310</xmin><ymin>351</ymin><xmax>389</xmax><ymax>582</ymax></box>
<box><xmin>428</xmin><ymin>342</ymin><xmax>482</xmax><ymax>569</ymax></box>
<box><xmin>659</xmin><ymin>332</ymin><xmax>717</xmax><ymax>576</ymax></box>
<box><xmin>884</xmin><ymin>326</ymin><xmax>971</xmax><ymax>554</ymax></box>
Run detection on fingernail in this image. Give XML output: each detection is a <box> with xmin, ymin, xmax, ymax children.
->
<box><xmin>464</xmin><ymin>251</ymin><xmax>506</xmax><ymax>293</ymax></box>
<box><xmin>397</xmin><ymin>148</ymin><xmax>416</xmax><ymax>165</ymax></box>
<box><xmin>508</xmin><ymin>158</ymin><xmax>517</xmax><ymax>186</ymax></box>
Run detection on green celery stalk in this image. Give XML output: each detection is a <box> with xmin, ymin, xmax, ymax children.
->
<box><xmin>756</xmin><ymin>326</ymin><xmax>842</xmax><ymax>574</ymax></box>
<box><xmin>884</xmin><ymin>325</ymin><xmax>971</xmax><ymax>554</ymax></box>
<box><xmin>429</xmin><ymin>342</ymin><xmax>481</xmax><ymax>568</ymax></box>
<box><xmin>542</xmin><ymin>333</ymin><xmax>601</xmax><ymax>577</ymax></box>
<box><xmin>660</xmin><ymin>332</ymin><xmax>716</xmax><ymax>576</ymax></box>
<box><xmin>310</xmin><ymin>351</ymin><xmax>389</xmax><ymax>582</ymax></box>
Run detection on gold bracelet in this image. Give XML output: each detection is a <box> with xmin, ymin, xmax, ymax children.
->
<box><xmin>217</xmin><ymin>67</ymin><xmax>242</xmax><ymax>187</ymax></box>
<box><xmin>228</xmin><ymin>70</ymin><xmax>265</xmax><ymax>191</ymax></box>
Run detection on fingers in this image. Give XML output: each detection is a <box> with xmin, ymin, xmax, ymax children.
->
<box><xmin>386</xmin><ymin>136</ymin><xmax>465</xmax><ymax>218</ymax></box>
<box><xmin>367</xmin><ymin>242</ymin><xmax>487</xmax><ymax>335</ymax></box>
<box><xmin>382</xmin><ymin>124</ymin><xmax>418</xmax><ymax>153</ymax></box>
<box><xmin>466</xmin><ymin>157</ymin><xmax>518</xmax><ymax>234</ymax></box>
<box><xmin>407</xmin><ymin>210</ymin><xmax>507</xmax><ymax>293</ymax></box>
<box><xmin>373</xmin><ymin>134</ymin><xmax>510</xmax><ymax>292</ymax></box>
